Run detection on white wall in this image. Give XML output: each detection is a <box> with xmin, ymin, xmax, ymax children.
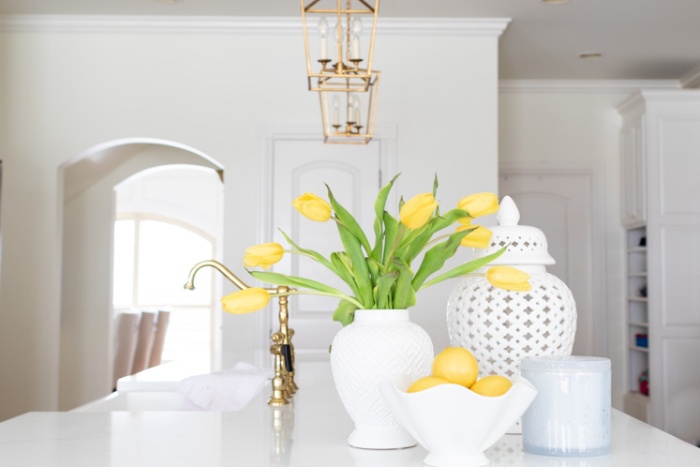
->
<box><xmin>498</xmin><ymin>88</ymin><xmax>631</xmax><ymax>408</ymax></box>
<box><xmin>0</xmin><ymin>17</ymin><xmax>504</xmax><ymax>418</ymax></box>
<box><xmin>375</xmin><ymin>32</ymin><xmax>501</xmax><ymax>353</ymax></box>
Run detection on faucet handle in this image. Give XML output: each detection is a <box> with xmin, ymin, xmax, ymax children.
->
<box><xmin>280</xmin><ymin>344</ymin><xmax>294</xmax><ymax>372</ymax></box>
<box><xmin>271</xmin><ymin>332</ymin><xmax>284</xmax><ymax>344</ymax></box>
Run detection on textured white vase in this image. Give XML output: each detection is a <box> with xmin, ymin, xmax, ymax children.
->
<box><xmin>330</xmin><ymin>309</ymin><xmax>434</xmax><ymax>449</ymax></box>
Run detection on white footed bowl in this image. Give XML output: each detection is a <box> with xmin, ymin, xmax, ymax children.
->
<box><xmin>379</xmin><ymin>376</ymin><xmax>537</xmax><ymax>467</ymax></box>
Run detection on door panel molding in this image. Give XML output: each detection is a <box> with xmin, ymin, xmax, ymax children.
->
<box><xmin>256</xmin><ymin>124</ymin><xmax>397</xmax><ymax>360</ymax></box>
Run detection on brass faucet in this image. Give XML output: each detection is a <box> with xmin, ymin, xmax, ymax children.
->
<box><xmin>184</xmin><ymin>260</ymin><xmax>297</xmax><ymax>406</ymax></box>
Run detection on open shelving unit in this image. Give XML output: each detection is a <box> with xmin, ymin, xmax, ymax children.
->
<box><xmin>623</xmin><ymin>226</ymin><xmax>650</xmax><ymax>422</ymax></box>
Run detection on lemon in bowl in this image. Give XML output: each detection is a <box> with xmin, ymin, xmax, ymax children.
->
<box><xmin>471</xmin><ymin>375</ymin><xmax>513</xmax><ymax>397</ymax></box>
<box><xmin>431</xmin><ymin>346</ymin><xmax>479</xmax><ymax>388</ymax></box>
<box><xmin>407</xmin><ymin>376</ymin><xmax>451</xmax><ymax>393</ymax></box>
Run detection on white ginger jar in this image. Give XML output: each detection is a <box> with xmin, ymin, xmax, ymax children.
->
<box><xmin>446</xmin><ymin>196</ymin><xmax>577</xmax><ymax>380</ymax></box>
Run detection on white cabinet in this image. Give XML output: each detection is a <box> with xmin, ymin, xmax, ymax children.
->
<box><xmin>618</xmin><ymin>91</ymin><xmax>700</xmax><ymax>444</ymax></box>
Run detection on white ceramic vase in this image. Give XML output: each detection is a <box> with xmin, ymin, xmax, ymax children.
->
<box><xmin>330</xmin><ymin>309</ymin><xmax>433</xmax><ymax>450</ymax></box>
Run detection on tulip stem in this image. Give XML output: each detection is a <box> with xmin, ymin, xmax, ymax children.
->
<box><xmin>285</xmin><ymin>249</ymin><xmax>318</xmax><ymax>261</ymax></box>
<box><xmin>417</xmin><ymin>273</ymin><xmax>482</xmax><ymax>292</ymax></box>
<box><xmin>383</xmin><ymin>224</ymin><xmax>406</xmax><ymax>269</ymax></box>
<box><xmin>424</xmin><ymin>233</ymin><xmax>451</xmax><ymax>247</ymax></box>
<box><xmin>271</xmin><ymin>289</ymin><xmax>364</xmax><ymax>309</ymax></box>
<box><xmin>424</xmin><ymin>224</ymin><xmax>478</xmax><ymax>248</ymax></box>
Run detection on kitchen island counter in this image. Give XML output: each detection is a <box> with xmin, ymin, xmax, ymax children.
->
<box><xmin>1</xmin><ymin>361</ymin><xmax>698</xmax><ymax>466</ymax></box>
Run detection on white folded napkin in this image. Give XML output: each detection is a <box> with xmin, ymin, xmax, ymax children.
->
<box><xmin>176</xmin><ymin>362</ymin><xmax>273</xmax><ymax>411</ymax></box>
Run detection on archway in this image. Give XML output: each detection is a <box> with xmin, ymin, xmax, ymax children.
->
<box><xmin>58</xmin><ymin>138</ymin><xmax>224</xmax><ymax>410</ymax></box>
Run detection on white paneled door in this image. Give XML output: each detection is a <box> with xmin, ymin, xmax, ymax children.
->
<box><xmin>499</xmin><ymin>168</ymin><xmax>601</xmax><ymax>357</ymax></box>
<box><xmin>270</xmin><ymin>139</ymin><xmax>385</xmax><ymax>359</ymax></box>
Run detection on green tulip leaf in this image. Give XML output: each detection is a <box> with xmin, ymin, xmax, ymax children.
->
<box><xmin>333</xmin><ymin>300</ymin><xmax>358</xmax><ymax>326</ymax></box>
<box><xmin>410</xmin><ymin>228</ymin><xmax>473</xmax><ymax>290</ymax></box>
<box><xmin>392</xmin><ymin>258</ymin><xmax>416</xmax><ymax>309</ymax></box>
<box><xmin>326</xmin><ymin>184</ymin><xmax>372</xmax><ymax>255</ymax></box>
<box><xmin>429</xmin><ymin>208</ymin><xmax>470</xmax><ymax>233</ymax></box>
<box><xmin>432</xmin><ymin>174</ymin><xmax>440</xmax><ymax>217</ymax></box>
<box><xmin>374</xmin><ymin>271</ymin><xmax>398</xmax><ymax>309</ymax></box>
<box><xmin>250</xmin><ymin>270</ymin><xmax>345</xmax><ymax>297</ymax></box>
<box><xmin>381</xmin><ymin>211</ymin><xmax>400</xmax><ymax>264</ymax></box>
<box><xmin>336</xmin><ymin>222</ymin><xmax>374</xmax><ymax>308</ymax></box>
<box><xmin>419</xmin><ymin>246</ymin><xmax>508</xmax><ymax>290</ymax></box>
<box><xmin>331</xmin><ymin>252</ymin><xmax>360</xmax><ymax>297</ymax></box>
<box><xmin>371</xmin><ymin>174</ymin><xmax>400</xmax><ymax>261</ymax></box>
<box><xmin>398</xmin><ymin>209</ymin><xmax>469</xmax><ymax>265</ymax></box>
<box><xmin>366</xmin><ymin>256</ymin><xmax>381</xmax><ymax>283</ymax></box>
<box><xmin>279</xmin><ymin>229</ymin><xmax>335</xmax><ymax>272</ymax></box>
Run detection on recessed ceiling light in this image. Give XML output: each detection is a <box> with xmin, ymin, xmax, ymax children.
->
<box><xmin>579</xmin><ymin>52</ymin><xmax>602</xmax><ymax>59</ymax></box>
<box><xmin>542</xmin><ymin>0</ymin><xmax>570</xmax><ymax>4</ymax></box>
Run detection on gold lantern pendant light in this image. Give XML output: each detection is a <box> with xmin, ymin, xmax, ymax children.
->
<box><xmin>300</xmin><ymin>0</ymin><xmax>381</xmax><ymax>144</ymax></box>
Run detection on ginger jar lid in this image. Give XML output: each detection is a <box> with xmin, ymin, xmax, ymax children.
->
<box><xmin>474</xmin><ymin>196</ymin><xmax>556</xmax><ymax>266</ymax></box>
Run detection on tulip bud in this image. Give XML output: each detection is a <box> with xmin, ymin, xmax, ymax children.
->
<box><xmin>457</xmin><ymin>192</ymin><xmax>499</xmax><ymax>221</ymax></box>
<box><xmin>486</xmin><ymin>266</ymin><xmax>531</xmax><ymax>292</ymax></box>
<box><xmin>221</xmin><ymin>288</ymin><xmax>271</xmax><ymax>314</ymax></box>
<box><xmin>456</xmin><ymin>223</ymin><xmax>492</xmax><ymax>249</ymax></box>
<box><xmin>293</xmin><ymin>192</ymin><xmax>332</xmax><ymax>222</ymax></box>
<box><xmin>243</xmin><ymin>242</ymin><xmax>284</xmax><ymax>269</ymax></box>
<box><xmin>399</xmin><ymin>193</ymin><xmax>438</xmax><ymax>229</ymax></box>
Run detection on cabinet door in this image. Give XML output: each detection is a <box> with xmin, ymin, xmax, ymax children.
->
<box><xmin>499</xmin><ymin>170</ymin><xmax>597</xmax><ymax>356</ymax></box>
<box><xmin>621</xmin><ymin>116</ymin><xmax>646</xmax><ymax>226</ymax></box>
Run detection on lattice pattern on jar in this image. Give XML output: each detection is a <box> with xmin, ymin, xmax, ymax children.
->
<box><xmin>486</xmin><ymin>226</ymin><xmax>550</xmax><ymax>258</ymax></box>
<box><xmin>446</xmin><ymin>274</ymin><xmax>577</xmax><ymax>379</ymax></box>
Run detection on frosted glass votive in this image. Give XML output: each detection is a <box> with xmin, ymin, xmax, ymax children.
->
<box><xmin>520</xmin><ymin>356</ymin><xmax>611</xmax><ymax>457</ymax></box>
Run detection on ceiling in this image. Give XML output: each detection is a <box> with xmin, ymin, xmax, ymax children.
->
<box><xmin>0</xmin><ymin>0</ymin><xmax>699</xmax><ymax>81</ymax></box>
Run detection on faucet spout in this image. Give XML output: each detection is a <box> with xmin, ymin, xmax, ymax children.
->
<box><xmin>184</xmin><ymin>260</ymin><xmax>251</xmax><ymax>291</ymax></box>
<box><xmin>184</xmin><ymin>259</ymin><xmax>298</xmax><ymax>405</ymax></box>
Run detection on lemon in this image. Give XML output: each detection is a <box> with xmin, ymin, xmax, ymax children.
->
<box><xmin>407</xmin><ymin>376</ymin><xmax>450</xmax><ymax>393</ymax></box>
<box><xmin>470</xmin><ymin>375</ymin><xmax>512</xmax><ymax>397</ymax></box>
<box><xmin>431</xmin><ymin>347</ymin><xmax>479</xmax><ymax>388</ymax></box>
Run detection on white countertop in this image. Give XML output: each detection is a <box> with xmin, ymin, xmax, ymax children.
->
<box><xmin>115</xmin><ymin>358</ymin><xmax>213</xmax><ymax>392</ymax></box>
<box><xmin>1</xmin><ymin>361</ymin><xmax>699</xmax><ymax>467</ymax></box>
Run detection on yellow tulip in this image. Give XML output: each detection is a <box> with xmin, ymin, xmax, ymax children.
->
<box><xmin>244</xmin><ymin>242</ymin><xmax>284</xmax><ymax>270</ymax></box>
<box><xmin>457</xmin><ymin>192</ymin><xmax>499</xmax><ymax>222</ymax></box>
<box><xmin>400</xmin><ymin>193</ymin><xmax>438</xmax><ymax>229</ymax></box>
<box><xmin>456</xmin><ymin>222</ymin><xmax>492</xmax><ymax>249</ymax></box>
<box><xmin>486</xmin><ymin>266</ymin><xmax>531</xmax><ymax>292</ymax></box>
<box><xmin>221</xmin><ymin>288</ymin><xmax>271</xmax><ymax>314</ymax></box>
<box><xmin>293</xmin><ymin>193</ymin><xmax>332</xmax><ymax>222</ymax></box>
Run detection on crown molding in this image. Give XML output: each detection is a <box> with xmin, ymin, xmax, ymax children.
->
<box><xmin>0</xmin><ymin>15</ymin><xmax>300</xmax><ymax>34</ymax></box>
<box><xmin>680</xmin><ymin>65</ymin><xmax>700</xmax><ymax>89</ymax></box>
<box><xmin>0</xmin><ymin>14</ymin><xmax>509</xmax><ymax>37</ymax></box>
<box><xmin>378</xmin><ymin>18</ymin><xmax>510</xmax><ymax>37</ymax></box>
<box><xmin>499</xmin><ymin>79</ymin><xmax>682</xmax><ymax>94</ymax></box>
